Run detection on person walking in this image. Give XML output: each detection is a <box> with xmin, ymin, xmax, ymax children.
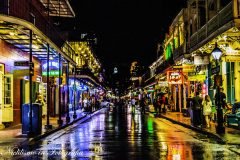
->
<box><xmin>140</xmin><ymin>98</ymin><xmax>146</xmax><ymax>114</ymax></box>
<box><xmin>214</xmin><ymin>87</ymin><xmax>227</xmax><ymax>124</ymax></box>
<box><xmin>215</xmin><ymin>87</ymin><xmax>227</xmax><ymax>109</ymax></box>
<box><xmin>162</xmin><ymin>93</ymin><xmax>168</xmax><ymax>113</ymax></box>
<box><xmin>202</xmin><ymin>95</ymin><xmax>212</xmax><ymax>128</ymax></box>
<box><xmin>156</xmin><ymin>96</ymin><xmax>162</xmax><ymax>116</ymax></box>
<box><xmin>192</xmin><ymin>92</ymin><xmax>202</xmax><ymax>127</ymax></box>
<box><xmin>131</xmin><ymin>98</ymin><xmax>136</xmax><ymax>115</ymax></box>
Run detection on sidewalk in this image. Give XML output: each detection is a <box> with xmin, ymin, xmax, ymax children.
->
<box><xmin>157</xmin><ymin>112</ymin><xmax>240</xmax><ymax>145</ymax></box>
<box><xmin>0</xmin><ymin>108</ymin><xmax>105</xmax><ymax>148</ymax></box>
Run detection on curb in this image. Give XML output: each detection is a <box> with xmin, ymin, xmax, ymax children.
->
<box><xmin>228</xmin><ymin>147</ymin><xmax>240</xmax><ymax>155</ymax></box>
<box><xmin>19</xmin><ymin>108</ymin><xmax>105</xmax><ymax>147</ymax></box>
<box><xmin>154</xmin><ymin>113</ymin><xmax>226</xmax><ymax>144</ymax></box>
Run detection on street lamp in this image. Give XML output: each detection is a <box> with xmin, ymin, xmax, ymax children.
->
<box><xmin>211</xmin><ymin>42</ymin><xmax>225</xmax><ymax>134</ymax></box>
<box><xmin>212</xmin><ymin>43</ymin><xmax>223</xmax><ymax>62</ymax></box>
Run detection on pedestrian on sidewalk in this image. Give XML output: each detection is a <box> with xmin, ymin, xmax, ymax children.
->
<box><xmin>35</xmin><ymin>94</ymin><xmax>46</xmax><ymax>118</ymax></box>
<box><xmin>140</xmin><ymin>97</ymin><xmax>146</xmax><ymax>114</ymax></box>
<box><xmin>192</xmin><ymin>92</ymin><xmax>202</xmax><ymax>127</ymax></box>
<box><xmin>215</xmin><ymin>87</ymin><xmax>227</xmax><ymax>110</ymax></box>
<box><xmin>162</xmin><ymin>93</ymin><xmax>168</xmax><ymax>113</ymax></box>
<box><xmin>131</xmin><ymin>98</ymin><xmax>136</xmax><ymax>115</ymax></box>
<box><xmin>202</xmin><ymin>95</ymin><xmax>212</xmax><ymax>128</ymax></box>
<box><xmin>156</xmin><ymin>96</ymin><xmax>162</xmax><ymax>115</ymax></box>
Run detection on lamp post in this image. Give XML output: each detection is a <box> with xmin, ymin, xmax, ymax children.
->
<box><xmin>211</xmin><ymin>43</ymin><xmax>225</xmax><ymax>134</ymax></box>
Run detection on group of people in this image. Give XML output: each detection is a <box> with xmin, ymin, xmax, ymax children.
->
<box><xmin>190</xmin><ymin>87</ymin><xmax>228</xmax><ymax>128</ymax></box>
<box><xmin>127</xmin><ymin>97</ymin><xmax>148</xmax><ymax>115</ymax></box>
<box><xmin>154</xmin><ymin>93</ymin><xmax>170</xmax><ymax>115</ymax></box>
<box><xmin>126</xmin><ymin>93</ymin><xmax>171</xmax><ymax>115</ymax></box>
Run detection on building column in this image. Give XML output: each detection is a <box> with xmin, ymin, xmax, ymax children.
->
<box><xmin>28</xmin><ymin>28</ymin><xmax>34</xmax><ymax>136</ymax></box>
<box><xmin>66</xmin><ymin>62</ymin><xmax>70</xmax><ymax>123</ymax></box>
<box><xmin>45</xmin><ymin>43</ymin><xmax>52</xmax><ymax>130</ymax></box>
<box><xmin>58</xmin><ymin>53</ymin><xmax>63</xmax><ymax>125</ymax></box>
<box><xmin>73</xmin><ymin>66</ymin><xmax>77</xmax><ymax>119</ymax></box>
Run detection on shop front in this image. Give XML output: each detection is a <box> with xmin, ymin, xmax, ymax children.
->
<box><xmin>69</xmin><ymin>68</ymin><xmax>103</xmax><ymax>112</ymax></box>
<box><xmin>167</xmin><ymin>70</ymin><xmax>183</xmax><ymax>112</ymax></box>
<box><xmin>0</xmin><ymin>20</ymin><xmax>76</xmax><ymax>129</ymax></box>
<box><xmin>0</xmin><ymin>39</ymin><xmax>43</xmax><ymax>127</ymax></box>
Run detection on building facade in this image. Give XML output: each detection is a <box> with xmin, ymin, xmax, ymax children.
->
<box><xmin>143</xmin><ymin>0</ymin><xmax>240</xmax><ymax>113</ymax></box>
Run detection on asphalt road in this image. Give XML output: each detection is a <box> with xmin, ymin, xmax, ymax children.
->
<box><xmin>4</xmin><ymin>106</ymin><xmax>240</xmax><ymax>159</ymax></box>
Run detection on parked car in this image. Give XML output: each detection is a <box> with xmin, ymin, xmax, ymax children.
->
<box><xmin>226</xmin><ymin>102</ymin><xmax>240</xmax><ymax>128</ymax></box>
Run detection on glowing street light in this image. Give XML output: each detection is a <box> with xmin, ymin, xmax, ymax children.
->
<box><xmin>212</xmin><ymin>43</ymin><xmax>223</xmax><ymax>61</ymax></box>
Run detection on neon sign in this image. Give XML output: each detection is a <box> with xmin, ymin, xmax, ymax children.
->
<box><xmin>167</xmin><ymin>71</ymin><xmax>183</xmax><ymax>84</ymax></box>
<box><xmin>79</xmin><ymin>85</ymin><xmax>88</xmax><ymax>91</ymax></box>
<box><xmin>43</xmin><ymin>61</ymin><xmax>59</xmax><ymax>70</ymax></box>
<box><xmin>42</xmin><ymin>61</ymin><xmax>61</xmax><ymax>77</ymax></box>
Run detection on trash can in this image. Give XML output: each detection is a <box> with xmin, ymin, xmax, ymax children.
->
<box><xmin>22</xmin><ymin>103</ymin><xmax>42</xmax><ymax>135</ymax></box>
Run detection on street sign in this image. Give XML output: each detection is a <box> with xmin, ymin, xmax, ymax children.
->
<box><xmin>14</xmin><ymin>61</ymin><xmax>29</xmax><ymax>66</ymax></box>
<box><xmin>211</xmin><ymin>66</ymin><xmax>220</xmax><ymax>75</ymax></box>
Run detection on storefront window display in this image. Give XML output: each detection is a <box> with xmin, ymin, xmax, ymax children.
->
<box><xmin>69</xmin><ymin>78</ymin><xmax>88</xmax><ymax>111</ymax></box>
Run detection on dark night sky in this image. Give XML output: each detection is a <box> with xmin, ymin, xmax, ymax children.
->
<box><xmin>67</xmin><ymin>0</ymin><xmax>186</xmax><ymax>74</ymax></box>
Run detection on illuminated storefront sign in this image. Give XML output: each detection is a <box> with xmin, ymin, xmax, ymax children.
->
<box><xmin>194</xmin><ymin>55</ymin><xmax>209</xmax><ymax>65</ymax></box>
<box><xmin>202</xmin><ymin>83</ymin><xmax>208</xmax><ymax>98</ymax></box>
<box><xmin>224</xmin><ymin>55</ymin><xmax>240</xmax><ymax>62</ymax></box>
<box><xmin>182</xmin><ymin>64</ymin><xmax>195</xmax><ymax>72</ymax></box>
<box><xmin>157</xmin><ymin>81</ymin><xmax>168</xmax><ymax>87</ymax></box>
<box><xmin>147</xmin><ymin>86</ymin><xmax>154</xmax><ymax>92</ymax></box>
<box><xmin>165</xmin><ymin>43</ymin><xmax>173</xmax><ymax>60</ymax></box>
<box><xmin>188</xmin><ymin>74</ymin><xmax>206</xmax><ymax>81</ymax></box>
<box><xmin>42</xmin><ymin>61</ymin><xmax>61</xmax><ymax>76</ymax></box>
<box><xmin>79</xmin><ymin>84</ymin><xmax>88</xmax><ymax>91</ymax></box>
<box><xmin>173</xmin><ymin>64</ymin><xmax>195</xmax><ymax>72</ymax></box>
<box><xmin>167</xmin><ymin>71</ymin><xmax>183</xmax><ymax>84</ymax></box>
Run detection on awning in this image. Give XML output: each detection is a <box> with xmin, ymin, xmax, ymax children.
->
<box><xmin>0</xmin><ymin>15</ymin><xmax>76</xmax><ymax>65</ymax></box>
<box><xmin>39</xmin><ymin>0</ymin><xmax>75</xmax><ymax>18</ymax></box>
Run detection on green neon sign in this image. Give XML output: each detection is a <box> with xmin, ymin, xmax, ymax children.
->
<box><xmin>42</xmin><ymin>71</ymin><xmax>61</xmax><ymax>76</ymax></box>
<box><xmin>165</xmin><ymin>43</ymin><xmax>172</xmax><ymax>60</ymax></box>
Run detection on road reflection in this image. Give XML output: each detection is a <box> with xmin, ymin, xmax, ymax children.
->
<box><xmin>5</xmin><ymin>107</ymin><xmax>239</xmax><ymax>159</ymax></box>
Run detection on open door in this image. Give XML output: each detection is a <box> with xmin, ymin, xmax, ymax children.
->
<box><xmin>2</xmin><ymin>74</ymin><xmax>13</xmax><ymax>122</ymax></box>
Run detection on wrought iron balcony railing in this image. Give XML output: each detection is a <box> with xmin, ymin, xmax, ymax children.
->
<box><xmin>190</xmin><ymin>1</ymin><xmax>233</xmax><ymax>48</ymax></box>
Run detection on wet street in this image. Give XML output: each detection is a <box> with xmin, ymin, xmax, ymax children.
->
<box><xmin>5</xmin><ymin>106</ymin><xmax>240</xmax><ymax>159</ymax></box>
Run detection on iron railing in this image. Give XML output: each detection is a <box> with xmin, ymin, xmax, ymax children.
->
<box><xmin>190</xmin><ymin>1</ymin><xmax>233</xmax><ymax>48</ymax></box>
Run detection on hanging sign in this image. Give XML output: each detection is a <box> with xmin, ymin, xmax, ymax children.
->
<box><xmin>182</xmin><ymin>64</ymin><xmax>195</xmax><ymax>72</ymax></box>
<box><xmin>42</xmin><ymin>61</ymin><xmax>61</xmax><ymax>76</ymax></box>
<box><xmin>157</xmin><ymin>81</ymin><xmax>168</xmax><ymax>87</ymax></box>
<box><xmin>14</xmin><ymin>61</ymin><xmax>29</xmax><ymax>66</ymax></box>
<box><xmin>194</xmin><ymin>55</ymin><xmax>209</xmax><ymax>65</ymax></box>
<box><xmin>188</xmin><ymin>75</ymin><xmax>206</xmax><ymax>81</ymax></box>
<box><xmin>79</xmin><ymin>85</ymin><xmax>88</xmax><ymax>91</ymax></box>
<box><xmin>167</xmin><ymin>71</ymin><xmax>183</xmax><ymax>84</ymax></box>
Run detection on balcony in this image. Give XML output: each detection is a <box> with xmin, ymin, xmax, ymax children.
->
<box><xmin>72</xmin><ymin>67</ymin><xmax>101</xmax><ymax>87</ymax></box>
<box><xmin>0</xmin><ymin>0</ymin><xmax>76</xmax><ymax>64</ymax></box>
<box><xmin>39</xmin><ymin>0</ymin><xmax>75</xmax><ymax>17</ymax></box>
<box><xmin>173</xmin><ymin>44</ymin><xmax>185</xmax><ymax>62</ymax></box>
<box><xmin>155</xmin><ymin>60</ymin><xmax>173</xmax><ymax>75</ymax></box>
<box><xmin>189</xmin><ymin>1</ymin><xmax>234</xmax><ymax>51</ymax></box>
